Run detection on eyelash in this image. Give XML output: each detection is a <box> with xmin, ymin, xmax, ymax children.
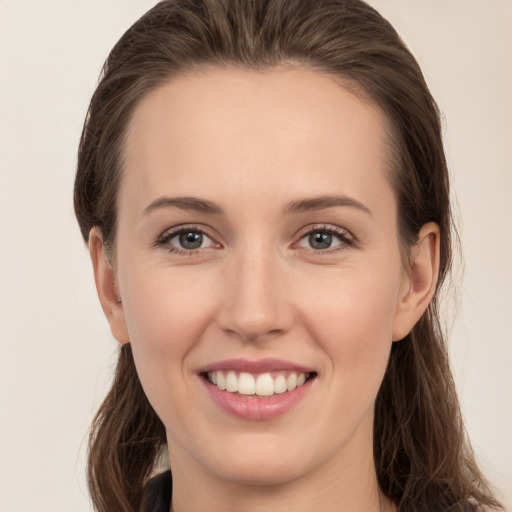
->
<box><xmin>294</xmin><ymin>224</ymin><xmax>356</xmax><ymax>254</ymax></box>
<box><xmin>155</xmin><ymin>224</ymin><xmax>356</xmax><ymax>255</ymax></box>
<box><xmin>155</xmin><ymin>225</ymin><xmax>219</xmax><ymax>256</ymax></box>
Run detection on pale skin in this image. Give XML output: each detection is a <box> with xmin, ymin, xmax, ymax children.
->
<box><xmin>90</xmin><ymin>67</ymin><xmax>440</xmax><ymax>512</ymax></box>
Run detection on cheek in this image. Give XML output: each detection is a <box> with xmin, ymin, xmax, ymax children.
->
<box><xmin>121</xmin><ymin>261</ymin><xmax>217</xmax><ymax>345</ymax></box>
<box><xmin>300</xmin><ymin>264</ymin><xmax>402</xmax><ymax>387</ymax></box>
<box><xmin>118</xmin><ymin>264</ymin><xmax>219</xmax><ymax>408</ymax></box>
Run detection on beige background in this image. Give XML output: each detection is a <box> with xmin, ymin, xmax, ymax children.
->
<box><xmin>0</xmin><ymin>1</ymin><xmax>510</xmax><ymax>510</ymax></box>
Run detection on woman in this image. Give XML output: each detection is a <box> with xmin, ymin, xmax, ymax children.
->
<box><xmin>73</xmin><ymin>1</ymin><xmax>503</xmax><ymax>511</ymax></box>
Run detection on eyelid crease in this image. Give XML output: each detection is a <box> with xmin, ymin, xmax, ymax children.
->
<box><xmin>295</xmin><ymin>223</ymin><xmax>356</xmax><ymax>241</ymax></box>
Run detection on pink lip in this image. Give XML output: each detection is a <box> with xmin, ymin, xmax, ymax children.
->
<box><xmin>203</xmin><ymin>379</ymin><xmax>313</xmax><ymax>420</ymax></box>
<box><xmin>199</xmin><ymin>358</ymin><xmax>316</xmax><ymax>421</ymax></box>
<box><xmin>199</xmin><ymin>358</ymin><xmax>314</xmax><ymax>374</ymax></box>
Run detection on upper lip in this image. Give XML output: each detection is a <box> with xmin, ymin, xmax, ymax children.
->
<box><xmin>199</xmin><ymin>358</ymin><xmax>315</xmax><ymax>374</ymax></box>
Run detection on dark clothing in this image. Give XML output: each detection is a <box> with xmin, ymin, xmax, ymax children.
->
<box><xmin>141</xmin><ymin>470</ymin><xmax>172</xmax><ymax>512</ymax></box>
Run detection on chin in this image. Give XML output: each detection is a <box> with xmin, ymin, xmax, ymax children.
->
<box><xmin>195</xmin><ymin>434</ymin><xmax>316</xmax><ymax>487</ymax></box>
<box><xmin>215</xmin><ymin>458</ymin><xmax>306</xmax><ymax>487</ymax></box>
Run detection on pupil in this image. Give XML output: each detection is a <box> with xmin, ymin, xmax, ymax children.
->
<box><xmin>179</xmin><ymin>231</ymin><xmax>203</xmax><ymax>249</ymax></box>
<box><xmin>310</xmin><ymin>232</ymin><xmax>332</xmax><ymax>250</ymax></box>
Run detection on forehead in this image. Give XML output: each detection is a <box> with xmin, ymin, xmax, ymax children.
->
<box><xmin>121</xmin><ymin>66</ymin><xmax>393</xmax><ymax>214</ymax></box>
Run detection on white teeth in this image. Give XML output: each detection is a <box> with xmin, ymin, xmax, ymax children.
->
<box><xmin>286</xmin><ymin>373</ymin><xmax>297</xmax><ymax>391</ymax></box>
<box><xmin>238</xmin><ymin>372</ymin><xmax>255</xmax><ymax>395</ymax></box>
<box><xmin>255</xmin><ymin>373</ymin><xmax>274</xmax><ymax>396</ymax></box>
<box><xmin>217</xmin><ymin>372</ymin><xmax>226</xmax><ymax>390</ymax></box>
<box><xmin>207</xmin><ymin>370</ymin><xmax>311</xmax><ymax>396</ymax></box>
<box><xmin>274</xmin><ymin>374</ymin><xmax>287</xmax><ymax>394</ymax></box>
<box><xmin>225</xmin><ymin>371</ymin><xmax>238</xmax><ymax>392</ymax></box>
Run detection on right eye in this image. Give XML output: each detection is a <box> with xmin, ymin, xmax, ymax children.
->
<box><xmin>299</xmin><ymin>230</ymin><xmax>344</xmax><ymax>250</ymax></box>
<box><xmin>156</xmin><ymin>226</ymin><xmax>219</xmax><ymax>254</ymax></box>
<box><xmin>294</xmin><ymin>224</ymin><xmax>355</xmax><ymax>254</ymax></box>
<box><xmin>172</xmin><ymin>230</ymin><xmax>210</xmax><ymax>250</ymax></box>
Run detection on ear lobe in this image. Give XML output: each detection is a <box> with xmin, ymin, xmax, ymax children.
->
<box><xmin>392</xmin><ymin>222</ymin><xmax>440</xmax><ymax>342</ymax></box>
<box><xmin>88</xmin><ymin>228</ymin><xmax>130</xmax><ymax>344</ymax></box>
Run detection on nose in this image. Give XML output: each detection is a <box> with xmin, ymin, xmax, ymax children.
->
<box><xmin>216</xmin><ymin>247</ymin><xmax>294</xmax><ymax>342</ymax></box>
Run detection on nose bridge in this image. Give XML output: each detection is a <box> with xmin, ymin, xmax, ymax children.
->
<box><xmin>218</xmin><ymin>239</ymin><xmax>292</xmax><ymax>341</ymax></box>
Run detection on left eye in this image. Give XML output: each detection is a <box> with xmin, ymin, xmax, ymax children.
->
<box><xmin>297</xmin><ymin>230</ymin><xmax>347</xmax><ymax>250</ymax></box>
<box><xmin>167</xmin><ymin>230</ymin><xmax>216</xmax><ymax>250</ymax></box>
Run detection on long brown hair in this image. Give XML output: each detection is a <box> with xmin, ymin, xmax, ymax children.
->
<box><xmin>74</xmin><ymin>1</ymin><xmax>503</xmax><ymax>511</ymax></box>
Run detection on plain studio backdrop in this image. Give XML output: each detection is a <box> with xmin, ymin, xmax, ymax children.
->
<box><xmin>0</xmin><ymin>1</ymin><xmax>510</xmax><ymax>511</ymax></box>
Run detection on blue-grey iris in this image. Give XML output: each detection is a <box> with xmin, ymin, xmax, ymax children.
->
<box><xmin>179</xmin><ymin>231</ymin><xmax>203</xmax><ymax>249</ymax></box>
<box><xmin>309</xmin><ymin>232</ymin><xmax>332</xmax><ymax>249</ymax></box>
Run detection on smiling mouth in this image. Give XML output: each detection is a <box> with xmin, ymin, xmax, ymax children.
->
<box><xmin>202</xmin><ymin>370</ymin><xmax>317</xmax><ymax>397</ymax></box>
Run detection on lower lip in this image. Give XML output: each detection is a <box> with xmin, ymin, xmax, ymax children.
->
<box><xmin>202</xmin><ymin>377</ymin><xmax>313</xmax><ymax>421</ymax></box>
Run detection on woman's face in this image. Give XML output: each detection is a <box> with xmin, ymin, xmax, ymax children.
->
<box><xmin>102</xmin><ymin>67</ymin><xmax>423</xmax><ymax>488</ymax></box>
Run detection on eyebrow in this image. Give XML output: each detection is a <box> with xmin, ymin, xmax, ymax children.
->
<box><xmin>142</xmin><ymin>194</ymin><xmax>372</xmax><ymax>218</ymax></box>
<box><xmin>142</xmin><ymin>196</ymin><xmax>224</xmax><ymax>216</ymax></box>
<box><xmin>283</xmin><ymin>195</ymin><xmax>372</xmax><ymax>216</ymax></box>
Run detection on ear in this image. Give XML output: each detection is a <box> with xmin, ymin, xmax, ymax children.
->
<box><xmin>88</xmin><ymin>228</ymin><xmax>130</xmax><ymax>344</ymax></box>
<box><xmin>392</xmin><ymin>222</ymin><xmax>440</xmax><ymax>342</ymax></box>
